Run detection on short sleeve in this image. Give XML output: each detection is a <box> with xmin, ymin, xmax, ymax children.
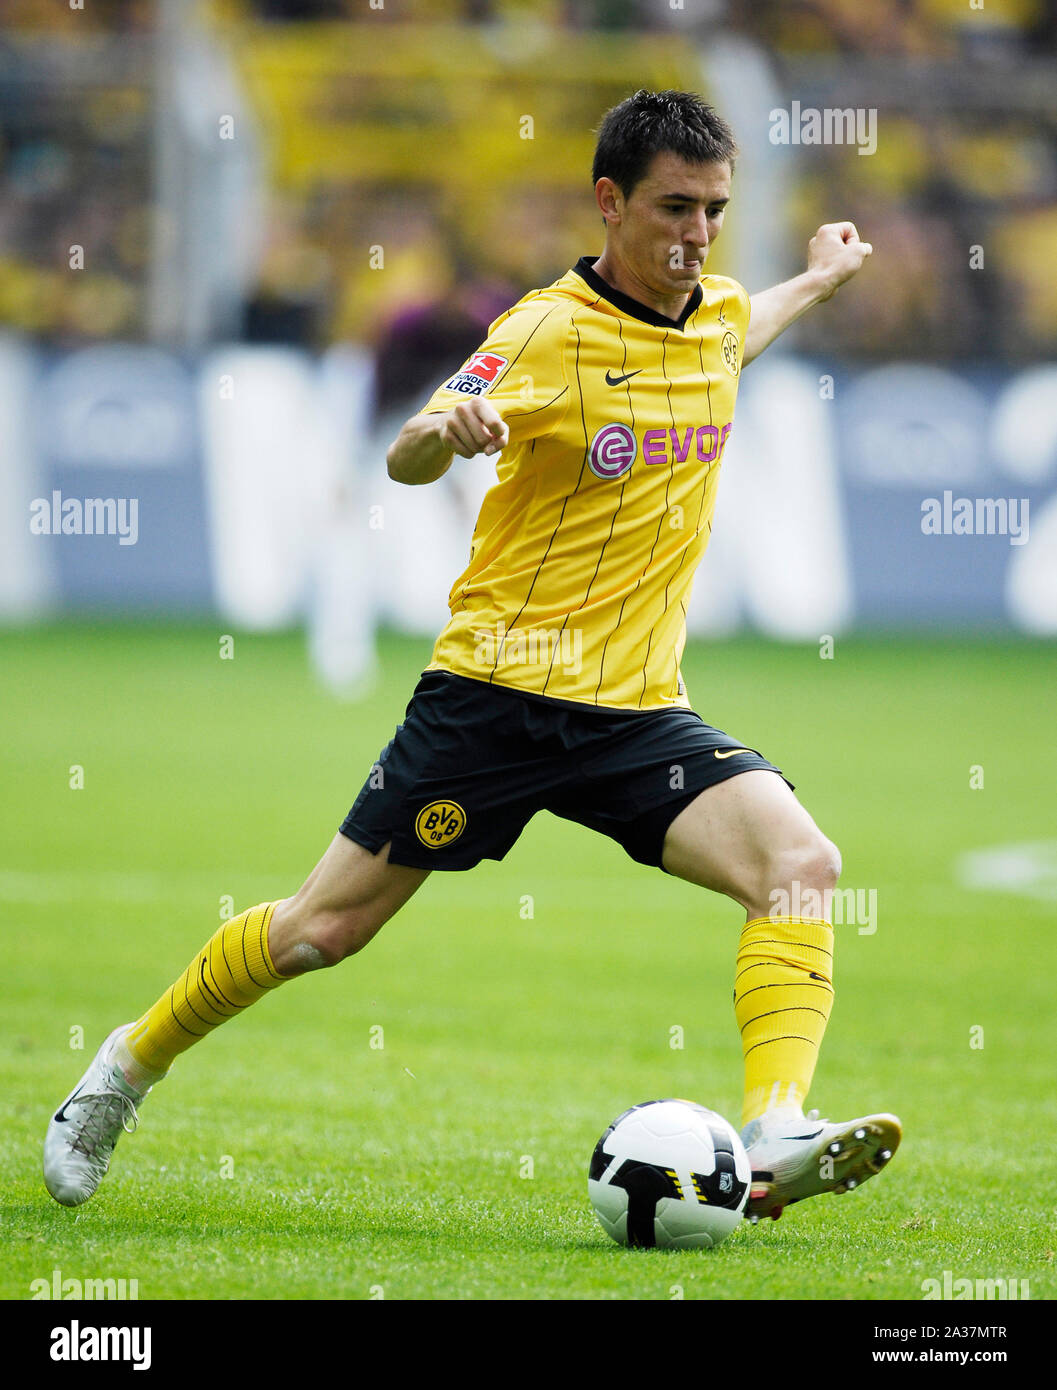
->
<box><xmin>418</xmin><ymin>301</ymin><xmax>571</xmax><ymax>445</ymax></box>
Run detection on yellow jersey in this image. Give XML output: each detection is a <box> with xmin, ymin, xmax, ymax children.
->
<box><xmin>419</xmin><ymin>257</ymin><xmax>749</xmax><ymax>710</ymax></box>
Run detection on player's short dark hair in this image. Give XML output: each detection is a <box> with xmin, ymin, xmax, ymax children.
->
<box><xmin>592</xmin><ymin>89</ymin><xmax>738</xmax><ymax>197</ymax></box>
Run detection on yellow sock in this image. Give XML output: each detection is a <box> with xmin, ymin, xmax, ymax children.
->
<box><xmin>122</xmin><ymin>902</ymin><xmax>287</xmax><ymax>1078</ymax></box>
<box><xmin>735</xmin><ymin>915</ymin><xmax>834</xmax><ymax>1126</ymax></box>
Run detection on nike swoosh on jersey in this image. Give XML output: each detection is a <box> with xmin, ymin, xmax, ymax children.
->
<box><xmin>714</xmin><ymin>748</ymin><xmax>752</xmax><ymax>759</ymax></box>
<box><xmin>604</xmin><ymin>368</ymin><xmax>642</xmax><ymax>386</ymax></box>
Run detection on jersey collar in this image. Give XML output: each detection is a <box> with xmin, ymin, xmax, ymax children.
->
<box><xmin>572</xmin><ymin>256</ymin><xmax>702</xmax><ymax>331</ymax></box>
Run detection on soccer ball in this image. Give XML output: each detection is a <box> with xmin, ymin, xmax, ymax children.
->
<box><xmin>588</xmin><ymin>1099</ymin><xmax>751</xmax><ymax>1249</ymax></box>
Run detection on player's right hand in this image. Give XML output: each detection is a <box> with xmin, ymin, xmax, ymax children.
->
<box><xmin>438</xmin><ymin>399</ymin><xmax>510</xmax><ymax>458</ymax></box>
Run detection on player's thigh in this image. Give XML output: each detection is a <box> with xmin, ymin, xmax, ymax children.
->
<box><xmin>661</xmin><ymin>770</ymin><xmax>839</xmax><ymax>911</ymax></box>
<box><xmin>271</xmin><ymin>833</ymin><xmax>429</xmax><ymax>968</ymax></box>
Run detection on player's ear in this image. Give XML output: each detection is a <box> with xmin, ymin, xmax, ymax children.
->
<box><xmin>595</xmin><ymin>177</ymin><xmax>622</xmax><ymax>225</ymax></box>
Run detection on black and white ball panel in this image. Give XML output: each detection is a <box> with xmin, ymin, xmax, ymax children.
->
<box><xmin>588</xmin><ymin>1099</ymin><xmax>750</xmax><ymax>1249</ymax></box>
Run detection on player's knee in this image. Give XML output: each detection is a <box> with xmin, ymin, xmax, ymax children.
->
<box><xmin>270</xmin><ymin>899</ymin><xmax>376</xmax><ymax>974</ymax></box>
<box><xmin>799</xmin><ymin>832</ymin><xmax>842</xmax><ymax>892</ymax></box>
<box><xmin>299</xmin><ymin>906</ymin><xmax>376</xmax><ymax>967</ymax></box>
<box><xmin>764</xmin><ymin>831</ymin><xmax>841</xmax><ymax>902</ymax></box>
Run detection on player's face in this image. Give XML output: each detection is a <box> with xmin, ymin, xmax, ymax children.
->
<box><xmin>600</xmin><ymin>152</ymin><xmax>732</xmax><ymax>314</ymax></box>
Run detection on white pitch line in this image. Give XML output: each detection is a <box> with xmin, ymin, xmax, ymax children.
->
<box><xmin>955</xmin><ymin>841</ymin><xmax>1057</xmax><ymax>904</ymax></box>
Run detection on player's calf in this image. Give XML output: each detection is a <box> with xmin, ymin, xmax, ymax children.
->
<box><xmin>43</xmin><ymin>839</ymin><xmax>428</xmax><ymax>1205</ymax></box>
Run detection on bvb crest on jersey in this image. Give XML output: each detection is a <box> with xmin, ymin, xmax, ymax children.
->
<box><xmin>721</xmin><ymin>330</ymin><xmax>740</xmax><ymax>376</ymax></box>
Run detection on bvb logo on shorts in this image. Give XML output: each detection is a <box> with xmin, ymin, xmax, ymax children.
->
<box><xmin>721</xmin><ymin>330</ymin><xmax>740</xmax><ymax>377</ymax></box>
<box><xmin>414</xmin><ymin>799</ymin><xmax>467</xmax><ymax>848</ymax></box>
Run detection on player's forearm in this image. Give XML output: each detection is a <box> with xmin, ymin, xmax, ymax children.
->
<box><xmin>744</xmin><ymin>269</ymin><xmax>831</xmax><ymax>367</ymax></box>
<box><xmin>386</xmin><ymin>414</ymin><xmax>456</xmax><ymax>486</ymax></box>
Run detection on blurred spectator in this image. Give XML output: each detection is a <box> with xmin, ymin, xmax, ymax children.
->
<box><xmin>373</xmin><ymin>274</ymin><xmax>517</xmax><ymax>419</ymax></box>
<box><xmin>0</xmin><ymin>3</ymin><xmax>152</xmax><ymax>342</ymax></box>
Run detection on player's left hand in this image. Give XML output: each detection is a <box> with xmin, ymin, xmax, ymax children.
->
<box><xmin>807</xmin><ymin>222</ymin><xmax>873</xmax><ymax>302</ymax></box>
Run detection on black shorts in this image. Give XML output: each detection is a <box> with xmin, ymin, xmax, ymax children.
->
<box><xmin>339</xmin><ymin>670</ymin><xmax>790</xmax><ymax>872</ymax></box>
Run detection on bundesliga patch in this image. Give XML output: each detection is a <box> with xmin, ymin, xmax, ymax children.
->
<box><xmin>442</xmin><ymin>352</ymin><xmax>508</xmax><ymax>396</ymax></box>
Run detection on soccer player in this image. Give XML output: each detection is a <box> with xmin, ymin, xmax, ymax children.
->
<box><xmin>45</xmin><ymin>90</ymin><xmax>900</xmax><ymax>1222</ymax></box>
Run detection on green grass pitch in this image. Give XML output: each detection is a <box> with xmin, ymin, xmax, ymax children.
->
<box><xmin>2</xmin><ymin>623</ymin><xmax>1055</xmax><ymax>1301</ymax></box>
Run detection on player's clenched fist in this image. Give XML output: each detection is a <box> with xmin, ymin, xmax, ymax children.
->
<box><xmin>439</xmin><ymin>398</ymin><xmax>510</xmax><ymax>458</ymax></box>
<box><xmin>807</xmin><ymin>222</ymin><xmax>873</xmax><ymax>301</ymax></box>
<box><xmin>387</xmin><ymin>398</ymin><xmax>509</xmax><ymax>483</ymax></box>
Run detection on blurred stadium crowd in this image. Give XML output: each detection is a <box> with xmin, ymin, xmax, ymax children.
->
<box><xmin>1</xmin><ymin>0</ymin><xmax>1055</xmax><ymax>413</ymax></box>
<box><xmin>3</xmin><ymin>0</ymin><xmax>1055</xmax><ymax>654</ymax></box>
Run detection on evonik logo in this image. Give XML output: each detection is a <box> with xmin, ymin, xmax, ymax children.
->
<box><xmin>588</xmin><ymin>422</ymin><xmax>732</xmax><ymax>481</ymax></box>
